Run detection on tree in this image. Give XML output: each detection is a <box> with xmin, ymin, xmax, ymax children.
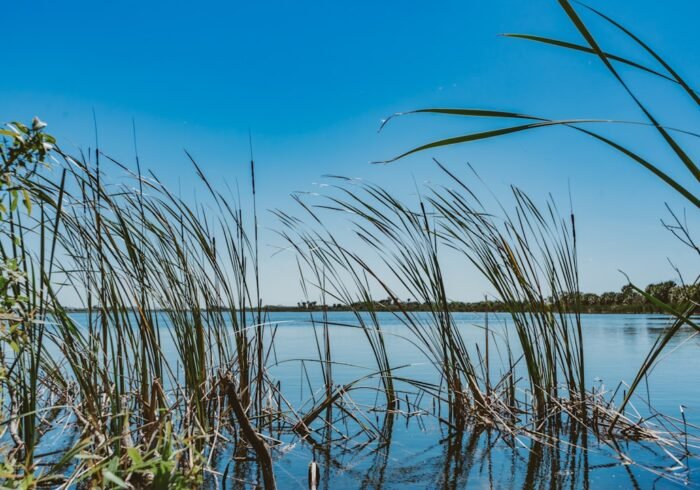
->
<box><xmin>644</xmin><ymin>281</ymin><xmax>676</xmax><ymax>304</ymax></box>
<box><xmin>599</xmin><ymin>292</ymin><xmax>618</xmax><ymax>305</ymax></box>
<box><xmin>669</xmin><ymin>284</ymin><xmax>700</xmax><ymax>305</ymax></box>
<box><xmin>620</xmin><ymin>284</ymin><xmax>642</xmax><ymax>305</ymax></box>
<box><xmin>581</xmin><ymin>293</ymin><xmax>600</xmax><ymax>306</ymax></box>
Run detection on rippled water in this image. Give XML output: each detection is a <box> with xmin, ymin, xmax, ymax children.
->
<box><xmin>61</xmin><ymin>312</ymin><xmax>700</xmax><ymax>488</ymax></box>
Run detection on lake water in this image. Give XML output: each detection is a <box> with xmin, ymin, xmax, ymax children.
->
<box><xmin>57</xmin><ymin>312</ymin><xmax>700</xmax><ymax>488</ymax></box>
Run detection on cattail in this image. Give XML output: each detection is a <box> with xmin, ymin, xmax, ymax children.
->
<box><xmin>308</xmin><ymin>453</ymin><xmax>320</xmax><ymax>490</ymax></box>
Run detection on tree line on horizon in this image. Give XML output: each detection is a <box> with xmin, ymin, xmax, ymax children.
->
<box><xmin>288</xmin><ymin>280</ymin><xmax>698</xmax><ymax>313</ymax></box>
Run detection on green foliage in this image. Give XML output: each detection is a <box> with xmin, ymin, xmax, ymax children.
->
<box><xmin>0</xmin><ymin>118</ymin><xmax>56</xmax><ymax>478</ymax></box>
<box><xmin>557</xmin><ymin>281</ymin><xmax>700</xmax><ymax>313</ymax></box>
<box><xmin>0</xmin><ymin>117</ymin><xmax>54</xmax><ymax>373</ymax></box>
<box><xmin>0</xmin><ymin>117</ymin><xmax>54</xmax><ymax>218</ymax></box>
<box><xmin>645</xmin><ymin>280</ymin><xmax>678</xmax><ymax>304</ymax></box>
<box><xmin>295</xmin><ymin>281</ymin><xmax>698</xmax><ymax>314</ymax></box>
<box><xmin>78</xmin><ymin>423</ymin><xmax>204</xmax><ymax>489</ymax></box>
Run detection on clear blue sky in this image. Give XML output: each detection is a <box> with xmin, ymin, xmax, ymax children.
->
<box><xmin>2</xmin><ymin>0</ymin><xmax>698</xmax><ymax>304</ymax></box>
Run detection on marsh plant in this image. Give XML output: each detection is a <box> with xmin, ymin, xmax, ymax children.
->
<box><xmin>0</xmin><ymin>0</ymin><xmax>698</xmax><ymax>488</ymax></box>
<box><xmin>376</xmin><ymin>0</ymin><xmax>700</xmax><ymax>427</ymax></box>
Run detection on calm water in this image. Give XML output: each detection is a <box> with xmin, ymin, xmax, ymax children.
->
<box><xmin>60</xmin><ymin>312</ymin><xmax>700</xmax><ymax>488</ymax></box>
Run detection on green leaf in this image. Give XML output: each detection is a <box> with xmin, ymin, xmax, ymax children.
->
<box><xmin>126</xmin><ymin>447</ymin><xmax>143</xmax><ymax>466</ymax></box>
<box><xmin>557</xmin><ymin>0</ymin><xmax>700</xmax><ymax>183</ymax></box>
<box><xmin>378</xmin><ymin>110</ymin><xmax>699</xmax><ymax>208</ymax></box>
<box><xmin>503</xmin><ymin>33</ymin><xmax>684</xmax><ymax>87</ymax></box>
<box><xmin>102</xmin><ymin>470</ymin><xmax>129</xmax><ymax>488</ymax></box>
<box><xmin>0</xmin><ymin>129</ymin><xmax>18</xmax><ymax>138</ymax></box>
<box><xmin>376</xmin><ymin>120</ymin><xmax>572</xmax><ymax>163</ymax></box>
<box><xmin>10</xmin><ymin>122</ymin><xmax>28</xmax><ymax>133</ymax></box>
<box><xmin>21</xmin><ymin>189</ymin><xmax>31</xmax><ymax>215</ymax></box>
<box><xmin>9</xmin><ymin>190</ymin><xmax>18</xmax><ymax>212</ymax></box>
<box><xmin>576</xmin><ymin>1</ymin><xmax>700</xmax><ymax>106</ymax></box>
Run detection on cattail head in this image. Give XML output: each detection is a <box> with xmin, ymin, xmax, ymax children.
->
<box><xmin>308</xmin><ymin>458</ymin><xmax>320</xmax><ymax>490</ymax></box>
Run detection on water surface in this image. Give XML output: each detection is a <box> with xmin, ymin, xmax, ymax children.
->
<box><xmin>63</xmin><ymin>312</ymin><xmax>700</xmax><ymax>488</ymax></box>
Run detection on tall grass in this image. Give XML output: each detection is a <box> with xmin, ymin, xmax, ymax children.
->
<box><xmin>0</xmin><ymin>1</ymin><xmax>697</xmax><ymax>486</ymax></box>
<box><xmin>0</xmin><ymin>133</ymin><xmax>286</xmax><ymax>487</ymax></box>
<box><xmin>278</xmin><ymin>164</ymin><xmax>585</xmax><ymax>428</ymax></box>
<box><xmin>376</xmin><ymin>0</ymin><xmax>699</xmax><ymax>430</ymax></box>
<box><xmin>430</xmin><ymin>165</ymin><xmax>586</xmax><ymax>419</ymax></box>
<box><xmin>0</xmin><ymin>117</ymin><xmax>694</xmax><ymax>488</ymax></box>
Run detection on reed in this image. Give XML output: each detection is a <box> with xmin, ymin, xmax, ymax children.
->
<box><xmin>0</xmin><ymin>115</ymin><xmax>695</xmax><ymax>488</ymax></box>
<box><xmin>375</xmin><ymin>0</ymin><xmax>699</xmax><ymax>432</ymax></box>
<box><xmin>278</xmin><ymin>164</ymin><xmax>587</xmax><ymax>429</ymax></box>
<box><xmin>0</xmin><ymin>128</ymin><xmax>285</xmax><ymax>487</ymax></box>
<box><xmin>0</xmin><ymin>1</ymin><xmax>697</xmax><ymax>486</ymax></box>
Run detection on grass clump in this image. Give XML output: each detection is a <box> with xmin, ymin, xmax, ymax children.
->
<box><xmin>0</xmin><ymin>1</ymin><xmax>697</xmax><ymax>487</ymax></box>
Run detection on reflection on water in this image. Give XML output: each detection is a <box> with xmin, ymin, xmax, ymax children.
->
<box><xmin>262</xmin><ymin>418</ymin><xmax>695</xmax><ymax>488</ymax></box>
<box><xmin>58</xmin><ymin>312</ymin><xmax>699</xmax><ymax>489</ymax></box>
<box><xmin>262</xmin><ymin>418</ymin><xmax>694</xmax><ymax>489</ymax></box>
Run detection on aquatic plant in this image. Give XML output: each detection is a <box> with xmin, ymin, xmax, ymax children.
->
<box><xmin>376</xmin><ymin>0</ymin><xmax>699</xmax><ymax>432</ymax></box>
<box><xmin>0</xmin><ymin>1</ymin><xmax>697</xmax><ymax>488</ymax></box>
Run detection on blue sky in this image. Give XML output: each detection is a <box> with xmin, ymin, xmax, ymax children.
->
<box><xmin>2</xmin><ymin>0</ymin><xmax>698</xmax><ymax>304</ymax></box>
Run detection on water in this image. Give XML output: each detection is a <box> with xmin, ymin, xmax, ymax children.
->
<box><xmin>257</xmin><ymin>312</ymin><xmax>699</xmax><ymax>419</ymax></box>
<box><xmin>251</xmin><ymin>312</ymin><xmax>698</xmax><ymax>489</ymax></box>
<box><xmin>50</xmin><ymin>312</ymin><xmax>700</xmax><ymax>487</ymax></box>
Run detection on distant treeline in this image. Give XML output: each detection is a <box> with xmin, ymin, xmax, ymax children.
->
<box><xmin>276</xmin><ymin>281</ymin><xmax>698</xmax><ymax>314</ymax></box>
<box><xmin>63</xmin><ymin>281</ymin><xmax>697</xmax><ymax>314</ymax></box>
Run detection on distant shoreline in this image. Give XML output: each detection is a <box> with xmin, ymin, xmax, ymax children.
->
<box><xmin>61</xmin><ymin>304</ymin><xmax>688</xmax><ymax>315</ymax></box>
